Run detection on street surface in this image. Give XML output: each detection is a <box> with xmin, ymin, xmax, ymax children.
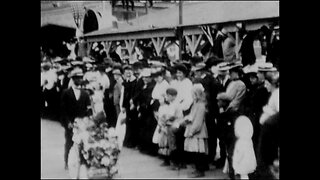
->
<box><xmin>41</xmin><ymin>119</ymin><xmax>228</xmax><ymax>179</ymax></box>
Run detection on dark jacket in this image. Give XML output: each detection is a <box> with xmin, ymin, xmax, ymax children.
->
<box><xmin>122</xmin><ymin>78</ymin><xmax>137</xmax><ymax>111</ymax></box>
<box><xmin>239</xmin><ymin>31</ymin><xmax>259</xmax><ymax>66</ymax></box>
<box><xmin>212</xmin><ymin>34</ymin><xmax>226</xmax><ymax>59</ymax></box>
<box><xmin>200</xmin><ymin>74</ymin><xmax>220</xmax><ymax>117</ymax></box>
<box><xmin>131</xmin><ymin>77</ymin><xmax>145</xmax><ymax>107</ymax></box>
<box><xmin>60</xmin><ymin>87</ymin><xmax>92</xmax><ymax>127</ymax></box>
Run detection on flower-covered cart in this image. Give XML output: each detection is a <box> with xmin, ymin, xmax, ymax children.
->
<box><xmin>68</xmin><ymin>117</ymin><xmax>120</xmax><ymax>179</ymax></box>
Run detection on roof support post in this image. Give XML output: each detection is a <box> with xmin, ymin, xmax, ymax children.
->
<box><xmin>86</xmin><ymin>42</ymin><xmax>93</xmax><ymax>57</ymax></box>
<box><xmin>235</xmin><ymin>29</ymin><xmax>240</xmax><ymax>59</ymax></box>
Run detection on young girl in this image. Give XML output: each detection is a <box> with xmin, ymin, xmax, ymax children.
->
<box><xmin>232</xmin><ymin>115</ymin><xmax>257</xmax><ymax>179</ymax></box>
<box><xmin>183</xmin><ymin>84</ymin><xmax>209</xmax><ymax>178</ymax></box>
<box><xmin>156</xmin><ymin>88</ymin><xmax>183</xmax><ymax>166</ymax></box>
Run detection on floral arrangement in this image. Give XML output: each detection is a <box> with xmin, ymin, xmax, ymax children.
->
<box><xmin>72</xmin><ymin>117</ymin><xmax>120</xmax><ymax>179</ymax></box>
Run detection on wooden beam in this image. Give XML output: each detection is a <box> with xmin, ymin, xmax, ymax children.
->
<box><xmin>151</xmin><ymin>37</ymin><xmax>167</xmax><ymax>56</ymax></box>
<box><xmin>85</xmin><ymin>28</ymin><xmax>175</xmax><ymax>42</ymax></box>
<box><xmin>124</xmin><ymin>39</ymin><xmax>137</xmax><ymax>56</ymax></box>
<box><xmin>185</xmin><ymin>34</ymin><xmax>203</xmax><ymax>56</ymax></box>
<box><xmin>235</xmin><ymin>31</ymin><xmax>240</xmax><ymax>59</ymax></box>
<box><xmin>86</xmin><ymin>42</ymin><xmax>93</xmax><ymax>56</ymax></box>
<box><xmin>159</xmin><ymin>37</ymin><xmax>167</xmax><ymax>56</ymax></box>
<box><xmin>104</xmin><ymin>41</ymin><xmax>113</xmax><ymax>54</ymax></box>
<box><xmin>194</xmin><ymin>34</ymin><xmax>203</xmax><ymax>53</ymax></box>
<box><xmin>185</xmin><ymin>35</ymin><xmax>193</xmax><ymax>55</ymax></box>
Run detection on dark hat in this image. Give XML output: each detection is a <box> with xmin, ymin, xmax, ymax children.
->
<box><xmin>95</xmin><ymin>64</ymin><xmax>106</xmax><ymax>71</ymax></box>
<box><xmin>190</xmin><ymin>56</ymin><xmax>203</xmax><ymax>65</ymax></box>
<box><xmin>174</xmin><ymin>63</ymin><xmax>188</xmax><ymax>75</ymax></box>
<box><xmin>166</xmin><ymin>87</ymin><xmax>178</xmax><ymax>96</ymax></box>
<box><xmin>246</xmin><ymin>72</ymin><xmax>258</xmax><ymax>78</ymax></box>
<box><xmin>132</xmin><ymin>61</ymin><xmax>144</xmax><ymax>69</ymax></box>
<box><xmin>229</xmin><ymin>66</ymin><xmax>243</xmax><ymax>75</ymax></box>
<box><xmin>205</xmin><ymin>56</ymin><xmax>224</xmax><ymax>69</ymax></box>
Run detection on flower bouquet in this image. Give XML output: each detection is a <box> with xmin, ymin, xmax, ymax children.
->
<box><xmin>71</xmin><ymin>117</ymin><xmax>120</xmax><ymax>179</ymax></box>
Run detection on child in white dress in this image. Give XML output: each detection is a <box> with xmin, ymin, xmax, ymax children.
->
<box><xmin>232</xmin><ymin>115</ymin><xmax>257</xmax><ymax>179</ymax></box>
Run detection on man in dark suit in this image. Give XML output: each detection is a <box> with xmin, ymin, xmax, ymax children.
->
<box><xmin>191</xmin><ymin>63</ymin><xmax>220</xmax><ymax>167</ymax></box>
<box><xmin>60</xmin><ymin>68</ymin><xmax>92</xmax><ymax>170</ymax></box>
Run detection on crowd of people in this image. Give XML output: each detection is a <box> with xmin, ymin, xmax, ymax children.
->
<box><xmin>41</xmin><ymin>55</ymin><xmax>279</xmax><ymax>179</ymax></box>
<box><xmin>41</xmin><ymin>24</ymin><xmax>279</xmax><ymax>179</ymax></box>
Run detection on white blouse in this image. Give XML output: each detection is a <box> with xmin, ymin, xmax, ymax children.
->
<box><xmin>152</xmin><ymin>79</ymin><xmax>169</xmax><ymax>103</ymax></box>
<box><xmin>170</xmin><ymin>78</ymin><xmax>193</xmax><ymax>111</ymax></box>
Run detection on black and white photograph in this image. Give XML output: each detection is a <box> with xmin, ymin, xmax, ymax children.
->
<box><xmin>41</xmin><ymin>1</ymin><xmax>279</xmax><ymax>179</ymax></box>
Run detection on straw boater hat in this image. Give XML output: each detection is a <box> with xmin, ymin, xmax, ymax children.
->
<box><xmin>41</xmin><ymin>61</ymin><xmax>52</xmax><ymax>69</ymax></box>
<box><xmin>191</xmin><ymin>62</ymin><xmax>207</xmax><ymax>72</ymax></box>
<box><xmin>257</xmin><ymin>62</ymin><xmax>277</xmax><ymax>72</ymax></box>
<box><xmin>244</xmin><ymin>65</ymin><xmax>259</xmax><ymax>78</ymax></box>
<box><xmin>68</xmin><ymin>68</ymin><xmax>84</xmax><ymax>78</ymax></box>
<box><xmin>217</xmin><ymin>62</ymin><xmax>231</xmax><ymax>71</ymax></box>
<box><xmin>112</xmin><ymin>69</ymin><xmax>122</xmax><ymax>75</ymax></box>
<box><xmin>228</xmin><ymin>62</ymin><xmax>243</xmax><ymax>75</ymax></box>
<box><xmin>141</xmin><ymin>68</ymin><xmax>152</xmax><ymax>77</ymax></box>
<box><xmin>83</xmin><ymin>56</ymin><xmax>95</xmax><ymax>63</ymax></box>
<box><xmin>149</xmin><ymin>60</ymin><xmax>166</xmax><ymax>68</ymax></box>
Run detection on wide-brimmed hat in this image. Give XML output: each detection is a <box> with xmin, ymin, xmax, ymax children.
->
<box><xmin>228</xmin><ymin>61</ymin><xmax>243</xmax><ymax>69</ymax></box>
<box><xmin>70</xmin><ymin>60</ymin><xmax>84</xmax><ymax>66</ymax></box>
<box><xmin>205</xmin><ymin>56</ymin><xmax>224</xmax><ymax>69</ymax></box>
<box><xmin>151</xmin><ymin>68</ymin><xmax>165</xmax><ymax>77</ymax></box>
<box><xmin>257</xmin><ymin>62</ymin><xmax>277</xmax><ymax>72</ymax></box>
<box><xmin>52</xmin><ymin>57</ymin><xmax>63</xmax><ymax>63</ymax></box>
<box><xmin>229</xmin><ymin>63</ymin><xmax>243</xmax><ymax>74</ymax></box>
<box><xmin>141</xmin><ymin>68</ymin><xmax>152</xmax><ymax>77</ymax></box>
<box><xmin>191</xmin><ymin>62</ymin><xmax>206</xmax><ymax>72</ymax></box>
<box><xmin>243</xmin><ymin>64</ymin><xmax>258</xmax><ymax>74</ymax></box>
<box><xmin>149</xmin><ymin>60</ymin><xmax>166</xmax><ymax>68</ymax></box>
<box><xmin>68</xmin><ymin>68</ymin><xmax>84</xmax><ymax>78</ymax></box>
<box><xmin>83</xmin><ymin>56</ymin><xmax>95</xmax><ymax>63</ymax></box>
<box><xmin>41</xmin><ymin>61</ymin><xmax>52</xmax><ymax>69</ymax></box>
<box><xmin>217</xmin><ymin>62</ymin><xmax>231</xmax><ymax>71</ymax></box>
<box><xmin>112</xmin><ymin>69</ymin><xmax>122</xmax><ymax>75</ymax></box>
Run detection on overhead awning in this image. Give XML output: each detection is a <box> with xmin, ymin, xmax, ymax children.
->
<box><xmin>84</xmin><ymin>1</ymin><xmax>279</xmax><ymax>42</ymax></box>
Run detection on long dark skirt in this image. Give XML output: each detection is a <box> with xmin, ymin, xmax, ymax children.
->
<box><xmin>138</xmin><ymin>108</ymin><xmax>158</xmax><ymax>155</ymax></box>
<box><xmin>123</xmin><ymin>109</ymin><xmax>140</xmax><ymax>148</ymax></box>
